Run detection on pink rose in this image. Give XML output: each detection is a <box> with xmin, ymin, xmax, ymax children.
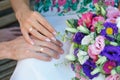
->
<box><xmin>81</xmin><ymin>12</ymin><xmax>93</xmax><ymax>28</ymax></box>
<box><xmin>58</xmin><ymin>0</ymin><xmax>66</xmax><ymax>6</ymax></box>
<box><xmin>106</xmin><ymin>74</ymin><xmax>120</xmax><ymax>80</ymax></box>
<box><xmin>88</xmin><ymin>36</ymin><xmax>105</xmax><ymax>60</ymax></box>
<box><xmin>106</xmin><ymin>6</ymin><xmax>120</xmax><ymax>18</ymax></box>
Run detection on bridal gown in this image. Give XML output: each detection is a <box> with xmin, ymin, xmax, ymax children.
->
<box><xmin>10</xmin><ymin>15</ymin><xmax>78</xmax><ymax>80</ymax></box>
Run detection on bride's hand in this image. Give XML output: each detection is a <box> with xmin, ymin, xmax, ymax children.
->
<box><xmin>3</xmin><ymin>36</ymin><xmax>64</xmax><ymax>61</ymax></box>
<box><xmin>16</xmin><ymin>9</ymin><xmax>57</xmax><ymax>45</ymax></box>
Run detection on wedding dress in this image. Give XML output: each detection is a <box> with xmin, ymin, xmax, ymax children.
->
<box><xmin>10</xmin><ymin>15</ymin><xmax>77</xmax><ymax>80</ymax></box>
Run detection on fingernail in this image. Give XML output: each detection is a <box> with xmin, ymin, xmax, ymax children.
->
<box><xmin>40</xmin><ymin>48</ymin><xmax>44</xmax><ymax>51</ymax></box>
<box><xmin>31</xmin><ymin>41</ymin><xmax>34</xmax><ymax>45</ymax></box>
<box><xmin>45</xmin><ymin>38</ymin><xmax>51</xmax><ymax>42</ymax></box>
<box><xmin>53</xmin><ymin>32</ymin><xmax>57</xmax><ymax>35</ymax></box>
<box><xmin>51</xmin><ymin>37</ymin><xmax>56</xmax><ymax>41</ymax></box>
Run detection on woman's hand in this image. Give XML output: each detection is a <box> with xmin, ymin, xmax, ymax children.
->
<box><xmin>16</xmin><ymin>9</ymin><xmax>56</xmax><ymax>45</ymax></box>
<box><xmin>0</xmin><ymin>36</ymin><xmax>64</xmax><ymax>61</ymax></box>
<box><xmin>0</xmin><ymin>27</ymin><xmax>21</xmax><ymax>42</ymax></box>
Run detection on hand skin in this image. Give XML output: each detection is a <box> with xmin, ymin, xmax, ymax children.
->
<box><xmin>0</xmin><ymin>27</ymin><xmax>22</xmax><ymax>42</ymax></box>
<box><xmin>10</xmin><ymin>0</ymin><xmax>57</xmax><ymax>45</ymax></box>
<box><xmin>0</xmin><ymin>36</ymin><xmax>64</xmax><ymax>61</ymax></box>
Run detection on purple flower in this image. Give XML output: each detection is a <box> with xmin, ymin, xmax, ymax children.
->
<box><xmin>71</xmin><ymin>63</ymin><xmax>75</xmax><ymax>71</ymax></box>
<box><xmin>82</xmin><ymin>59</ymin><xmax>99</xmax><ymax>79</ymax></box>
<box><xmin>74</xmin><ymin>48</ymin><xmax>79</xmax><ymax>57</ymax></box>
<box><xmin>101</xmin><ymin>45</ymin><xmax>120</xmax><ymax>62</ymax></box>
<box><xmin>73</xmin><ymin>32</ymin><xmax>85</xmax><ymax>44</ymax></box>
<box><xmin>100</xmin><ymin>22</ymin><xmax>118</xmax><ymax>41</ymax></box>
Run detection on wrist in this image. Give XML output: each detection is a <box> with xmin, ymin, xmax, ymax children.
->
<box><xmin>0</xmin><ymin>42</ymin><xmax>11</xmax><ymax>60</ymax></box>
<box><xmin>15</xmin><ymin>4</ymin><xmax>32</xmax><ymax>20</ymax></box>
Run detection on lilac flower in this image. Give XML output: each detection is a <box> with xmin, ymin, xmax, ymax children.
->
<box><xmin>101</xmin><ymin>45</ymin><xmax>120</xmax><ymax>62</ymax></box>
<box><xmin>82</xmin><ymin>59</ymin><xmax>99</xmax><ymax>79</ymax></box>
<box><xmin>73</xmin><ymin>32</ymin><xmax>85</xmax><ymax>44</ymax></box>
<box><xmin>74</xmin><ymin>48</ymin><xmax>79</xmax><ymax>57</ymax></box>
<box><xmin>100</xmin><ymin>22</ymin><xmax>118</xmax><ymax>41</ymax></box>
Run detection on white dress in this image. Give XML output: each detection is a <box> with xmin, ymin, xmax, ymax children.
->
<box><xmin>10</xmin><ymin>15</ymin><xmax>78</xmax><ymax>80</ymax></box>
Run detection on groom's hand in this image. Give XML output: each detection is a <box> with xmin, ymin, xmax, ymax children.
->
<box><xmin>3</xmin><ymin>36</ymin><xmax>64</xmax><ymax>61</ymax></box>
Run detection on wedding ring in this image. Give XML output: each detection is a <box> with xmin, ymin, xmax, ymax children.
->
<box><xmin>29</xmin><ymin>27</ymin><xmax>33</xmax><ymax>32</ymax></box>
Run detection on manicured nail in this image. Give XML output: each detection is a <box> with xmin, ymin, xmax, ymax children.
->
<box><xmin>31</xmin><ymin>41</ymin><xmax>34</xmax><ymax>45</ymax></box>
<box><xmin>51</xmin><ymin>37</ymin><xmax>56</xmax><ymax>41</ymax></box>
<box><xmin>40</xmin><ymin>48</ymin><xmax>44</xmax><ymax>51</ymax></box>
<box><xmin>45</xmin><ymin>38</ymin><xmax>51</xmax><ymax>42</ymax></box>
<box><xmin>53</xmin><ymin>32</ymin><xmax>57</xmax><ymax>35</ymax></box>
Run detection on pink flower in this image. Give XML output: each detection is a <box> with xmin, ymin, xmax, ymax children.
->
<box><xmin>75</xmin><ymin>63</ymin><xmax>81</xmax><ymax>73</ymax></box>
<box><xmin>52</xmin><ymin>0</ymin><xmax>56</xmax><ymax>5</ymax></box>
<box><xmin>58</xmin><ymin>0</ymin><xmax>66</xmax><ymax>6</ymax></box>
<box><xmin>106</xmin><ymin>6</ymin><xmax>120</xmax><ymax>18</ymax></box>
<box><xmin>78</xmin><ymin>19</ymin><xmax>83</xmax><ymax>26</ymax></box>
<box><xmin>35</xmin><ymin>0</ymin><xmax>40</xmax><ymax>3</ymax></box>
<box><xmin>103</xmin><ymin>61</ymin><xmax>116</xmax><ymax>74</ymax></box>
<box><xmin>106</xmin><ymin>74</ymin><xmax>120</xmax><ymax>80</ymax></box>
<box><xmin>106</xmin><ymin>18</ymin><xmax>116</xmax><ymax>23</ymax></box>
<box><xmin>104</xmin><ymin>0</ymin><xmax>115</xmax><ymax>6</ymax></box>
<box><xmin>72</xmin><ymin>0</ymin><xmax>76</xmax><ymax>3</ymax></box>
<box><xmin>75</xmin><ymin>73</ymin><xmax>87</xmax><ymax>80</ymax></box>
<box><xmin>88</xmin><ymin>36</ymin><xmax>105</xmax><ymax>60</ymax></box>
<box><xmin>92</xmin><ymin>16</ymin><xmax>105</xmax><ymax>27</ymax></box>
<box><xmin>93</xmin><ymin>0</ymin><xmax>98</xmax><ymax>4</ymax></box>
<box><xmin>81</xmin><ymin>12</ymin><xmax>93</xmax><ymax>28</ymax></box>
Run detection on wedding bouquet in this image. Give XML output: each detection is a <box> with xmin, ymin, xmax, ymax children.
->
<box><xmin>65</xmin><ymin>3</ymin><xmax>120</xmax><ymax>80</ymax></box>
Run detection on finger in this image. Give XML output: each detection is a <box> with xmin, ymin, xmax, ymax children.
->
<box><xmin>33</xmin><ymin>11</ymin><xmax>57</xmax><ymax>35</ymax></box>
<box><xmin>29</xmin><ymin>28</ymin><xmax>51</xmax><ymax>42</ymax></box>
<box><xmin>21</xmin><ymin>26</ymin><xmax>34</xmax><ymax>45</ymax></box>
<box><xmin>33</xmin><ymin>52</ymin><xmax>52</xmax><ymax>61</ymax></box>
<box><xmin>51</xmin><ymin>39</ymin><xmax>63</xmax><ymax>47</ymax></box>
<box><xmin>28</xmin><ymin>18</ymin><xmax>55</xmax><ymax>41</ymax></box>
<box><xmin>33</xmin><ymin>46</ymin><xmax>60</xmax><ymax>59</ymax></box>
<box><xmin>9</xmin><ymin>27</ymin><xmax>21</xmax><ymax>32</ymax></box>
<box><xmin>34</xmin><ymin>40</ymin><xmax>64</xmax><ymax>54</ymax></box>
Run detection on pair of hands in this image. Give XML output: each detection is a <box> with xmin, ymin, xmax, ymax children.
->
<box><xmin>5</xmin><ymin>36</ymin><xmax>64</xmax><ymax>61</ymax></box>
<box><xmin>0</xmin><ymin>27</ymin><xmax>63</xmax><ymax>61</ymax></box>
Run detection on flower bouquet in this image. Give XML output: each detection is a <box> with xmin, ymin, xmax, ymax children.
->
<box><xmin>65</xmin><ymin>3</ymin><xmax>120</xmax><ymax>80</ymax></box>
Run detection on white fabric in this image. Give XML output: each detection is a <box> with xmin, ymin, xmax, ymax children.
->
<box><xmin>10</xmin><ymin>15</ymin><xmax>79</xmax><ymax>80</ymax></box>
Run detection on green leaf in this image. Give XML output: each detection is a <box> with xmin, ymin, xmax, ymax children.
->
<box><xmin>77</xmin><ymin>7</ymin><xmax>88</xmax><ymax>13</ymax></box>
<box><xmin>116</xmin><ymin>66</ymin><xmax>120</xmax><ymax>73</ymax></box>
<box><xmin>79</xmin><ymin>45</ymin><xmax>88</xmax><ymax>51</ymax></box>
<box><xmin>66</xmin><ymin>27</ymin><xmax>78</xmax><ymax>33</ymax></box>
<box><xmin>83</xmin><ymin>0</ymin><xmax>92</xmax><ymax>6</ymax></box>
